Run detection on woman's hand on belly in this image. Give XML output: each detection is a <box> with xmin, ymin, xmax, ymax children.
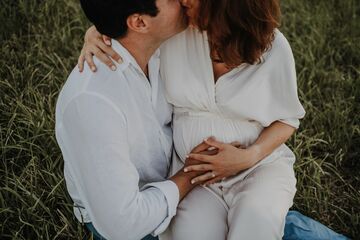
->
<box><xmin>184</xmin><ymin>137</ymin><xmax>260</xmax><ymax>186</ymax></box>
<box><xmin>183</xmin><ymin>140</ymin><xmax>218</xmax><ymax>169</ymax></box>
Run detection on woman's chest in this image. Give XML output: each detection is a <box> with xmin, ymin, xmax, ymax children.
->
<box><xmin>160</xmin><ymin>28</ymin><xmax>263</xmax><ymax>114</ymax></box>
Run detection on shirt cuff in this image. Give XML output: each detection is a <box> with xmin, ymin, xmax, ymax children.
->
<box><xmin>141</xmin><ymin>180</ymin><xmax>180</xmax><ymax>236</ymax></box>
<box><xmin>279</xmin><ymin>118</ymin><xmax>300</xmax><ymax>129</ymax></box>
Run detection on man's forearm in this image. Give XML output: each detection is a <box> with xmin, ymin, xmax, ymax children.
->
<box><xmin>169</xmin><ymin>170</ymin><xmax>201</xmax><ymax>200</ymax></box>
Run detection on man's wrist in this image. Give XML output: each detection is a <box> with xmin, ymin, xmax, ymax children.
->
<box><xmin>169</xmin><ymin>170</ymin><xmax>197</xmax><ymax>200</ymax></box>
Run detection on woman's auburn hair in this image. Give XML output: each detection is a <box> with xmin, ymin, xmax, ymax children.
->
<box><xmin>196</xmin><ymin>0</ymin><xmax>281</xmax><ymax>66</ymax></box>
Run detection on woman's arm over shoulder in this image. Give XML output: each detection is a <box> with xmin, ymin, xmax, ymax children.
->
<box><xmin>78</xmin><ymin>26</ymin><xmax>122</xmax><ymax>72</ymax></box>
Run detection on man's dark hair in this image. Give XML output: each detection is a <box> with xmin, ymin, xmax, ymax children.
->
<box><xmin>80</xmin><ymin>0</ymin><xmax>159</xmax><ymax>38</ymax></box>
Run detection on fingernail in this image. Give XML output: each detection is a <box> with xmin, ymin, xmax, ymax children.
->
<box><xmin>117</xmin><ymin>59</ymin><xmax>123</xmax><ymax>64</ymax></box>
<box><xmin>105</xmin><ymin>40</ymin><xmax>111</xmax><ymax>45</ymax></box>
<box><xmin>191</xmin><ymin>180</ymin><xmax>196</xmax><ymax>184</ymax></box>
<box><xmin>204</xmin><ymin>138</ymin><xmax>208</xmax><ymax>141</ymax></box>
<box><xmin>91</xmin><ymin>67</ymin><xmax>96</xmax><ymax>72</ymax></box>
<box><xmin>185</xmin><ymin>155</ymin><xmax>189</xmax><ymax>159</ymax></box>
<box><xmin>184</xmin><ymin>168</ymin><xmax>188</xmax><ymax>172</ymax></box>
<box><xmin>111</xmin><ymin>65</ymin><xmax>116</xmax><ymax>71</ymax></box>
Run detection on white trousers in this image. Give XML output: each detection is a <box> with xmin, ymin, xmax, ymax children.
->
<box><xmin>160</xmin><ymin>155</ymin><xmax>297</xmax><ymax>240</ymax></box>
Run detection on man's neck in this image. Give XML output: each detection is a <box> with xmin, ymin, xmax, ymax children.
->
<box><xmin>118</xmin><ymin>35</ymin><xmax>161</xmax><ymax>77</ymax></box>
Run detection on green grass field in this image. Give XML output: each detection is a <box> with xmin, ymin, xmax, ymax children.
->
<box><xmin>1</xmin><ymin>0</ymin><xmax>359</xmax><ymax>239</ymax></box>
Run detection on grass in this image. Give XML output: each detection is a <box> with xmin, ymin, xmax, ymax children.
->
<box><xmin>0</xmin><ymin>0</ymin><xmax>359</xmax><ymax>239</ymax></box>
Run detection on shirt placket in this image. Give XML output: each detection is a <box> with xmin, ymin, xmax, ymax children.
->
<box><xmin>135</xmin><ymin>66</ymin><xmax>172</xmax><ymax>167</ymax></box>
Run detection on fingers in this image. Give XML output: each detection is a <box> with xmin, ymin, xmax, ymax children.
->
<box><xmin>203</xmin><ymin>176</ymin><xmax>223</xmax><ymax>186</ymax></box>
<box><xmin>84</xmin><ymin>44</ymin><xmax>118</xmax><ymax>72</ymax></box>
<box><xmin>204</xmin><ymin>137</ymin><xmax>225</xmax><ymax>150</ymax></box>
<box><xmin>82</xmin><ymin>27</ymin><xmax>121</xmax><ymax>71</ymax></box>
<box><xmin>102</xmin><ymin>35</ymin><xmax>112</xmax><ymax>46</ymax></box>
<box><xmin>110</xmin><ymin>51</ymin><xmax>123</xmax><ymax>65</ymax></box>
<box><xmin>85</xmin><ymin>52</ymin><xmax>97</xmax><ymax>72</ymax></box>
<box><xmin>93</xmin><ymin>47</ymin><xmax>117</xmax><ymax>71</ymax></box>
<box><xmin>97</xmin><ymin>41</ymin><xmax>122</xmax><ymax>65</ymax></box>
<box><xmin>191</xmin><ymin>171</ymin><xmax>217</xmax><ymax>184</ymax></box>
<box><xmin>184</xmin><ymin>157</ymin><xmax>203</xmax><ymax>166</ymax></box>
<box><xmin>90</xmin><ymin>42</ymin><xmax>121</xmax><ymax>71</ymax></box>
<box><xmin>187</xmin><ymin>153</ymin><xmax>214</xmax><ymax>163</ymax></box>
<box><xmin>100</xmin><ymin>35</ymin><xmax>123</xmax><ymax>64</ymax></box>
<box><xmin>184</xmin><ymin>164</ymin><xmax>213</xmax><ymax>172</ymax></box>
<box><xmin>190</xmin><ymin>140</ymin><xmax>211</xmax><ymax>153</ymax></box>
<box><xmin>198</xmin><ymin>148</ymin><xmax>218</xmax><ymax>156</ymax></box>
<box><xmin>78</xmin><ymin>50</ymin><xmax>85</xmax><ymax>72</ymax></box>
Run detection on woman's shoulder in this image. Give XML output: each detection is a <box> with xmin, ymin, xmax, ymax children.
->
<box><xmin>273</xmin><ymin>29</ymin><xmax>292</xmax><ymax>51</ymax></box>
<box><xmin>263</xmin><ymin>29</ymin><xmax>294</xmax><ymax>63</ymax></box>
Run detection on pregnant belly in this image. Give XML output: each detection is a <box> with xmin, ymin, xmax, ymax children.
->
<box><xmin>173</xmin><ymin>112</ymin><xmax>264</xmax><ymax>162</ymax></box>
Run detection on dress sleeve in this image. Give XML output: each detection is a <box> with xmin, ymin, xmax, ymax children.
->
<box><xmin>61</xmin><ymin>92</ymin><xmax>179</xmax><ymax>239</ymax></box>
<box><xmin>255</xmin><ymin>30</ymin><xmax>306</xmax><ymax>129</ymax></box>
<box><xmin>279</xmin><ymin>118</ymin><xmax>300</xmax><ymax>129</ymax></box>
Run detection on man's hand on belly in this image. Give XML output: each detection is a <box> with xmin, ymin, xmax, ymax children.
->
<box><xmin>183</xmin><ymin>137</ymin><xmax>255</xmax><ymax>186</ymax></box>
<box><xmin>169</xmin><ymin>138</ymin><xmax>221</xmax><ymax>201</ymax></box>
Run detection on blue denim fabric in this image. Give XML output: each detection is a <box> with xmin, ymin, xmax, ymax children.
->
<box><xmin>85</xmin><ymin>223</ymin><xmax>106</xmax><ymax>240</ymax></box>
<box><xmin>284</xmin><ymin>211</ymin><xmax>350</xmax><ymax>240</ymax></box>
<box><xmin>85</xmin><ymin>211</ymin><xmax>349</xmax><ymax>240</ymax></box>
<box><xmin>85</xmin><ymin>223</ymin><xmax>159</xmax><ymax>240</ymax></box>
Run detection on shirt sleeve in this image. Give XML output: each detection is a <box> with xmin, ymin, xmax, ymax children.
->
<box><xmin>141</xmin><ymin>181</ymin><xmax>179</xmax><ymax>236</ymax></box>
<box><xmin>60</xmin><ymin>92</ymin><xmax>179</xmax><ymax>239</ymax></box>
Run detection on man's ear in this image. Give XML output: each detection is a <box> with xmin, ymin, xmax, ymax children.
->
<box><xmin>127</xmin><ymin>14</ymin><xmax>150</xmax><ymax>33</ymax></box>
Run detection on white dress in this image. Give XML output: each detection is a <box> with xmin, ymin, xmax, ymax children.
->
<box><xmin>158</xmin><ymin>28</ymin><xmax>305</xmax><ymax>240</ymax></box>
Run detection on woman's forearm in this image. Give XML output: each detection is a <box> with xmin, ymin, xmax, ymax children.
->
<box><xmin>247</xmin><ymin>121</ymin><xmax>296</xmax><ymax>165</ymax></box>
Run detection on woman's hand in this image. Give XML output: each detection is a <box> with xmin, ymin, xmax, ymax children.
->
<box><xmin>184</xmin><ymin>138</ymin><xmax>261</xmax><ymax>186</ymax></box>
<box><xmin>184</xmin><ymin>138</ymin><xmax>218</xmax><ymax>168</ymax></box>
<box><xmin>78</xmin><ymin>26</ymin><xmax>122</xmax><ymax>72</ymax></box>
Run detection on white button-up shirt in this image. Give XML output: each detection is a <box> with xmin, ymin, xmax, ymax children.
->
<box><xmin>55</xmin><ymin>40</ymin><xmax>179</xmax><ymax>239</ymax></box>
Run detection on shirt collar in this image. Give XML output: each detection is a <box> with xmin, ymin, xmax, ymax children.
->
<box><xmin>111</xmin><ymin>39</ymin><xmax>160</xmax><ymax>74</ymax></box>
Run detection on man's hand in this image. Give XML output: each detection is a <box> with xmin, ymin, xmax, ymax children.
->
<box><xmin>184</xmin><ymin>137</ymin><xmax>247</xmax><ymax>185</ymax></box>
<box><xmin>169</xmin><ymin>137</ymin><xmax>219</xmax><ymax>200</ymax></box>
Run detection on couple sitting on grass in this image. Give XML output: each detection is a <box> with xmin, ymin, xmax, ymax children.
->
<box><xmin>55</xmin><ymin>0</ymin><xmax>348</xmax><ymax>239</ymax></box>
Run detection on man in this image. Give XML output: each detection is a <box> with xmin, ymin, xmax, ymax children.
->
<box><xmin>55</xmin><ymin>0</ymin><xmax>202</xmax><ymax>239</ymax></box>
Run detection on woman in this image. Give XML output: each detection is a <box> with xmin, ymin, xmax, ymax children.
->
<box><xmin>79</xmin><ymin>0</ymin><xmax>305</xmax><ymax>239</ymax></box>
